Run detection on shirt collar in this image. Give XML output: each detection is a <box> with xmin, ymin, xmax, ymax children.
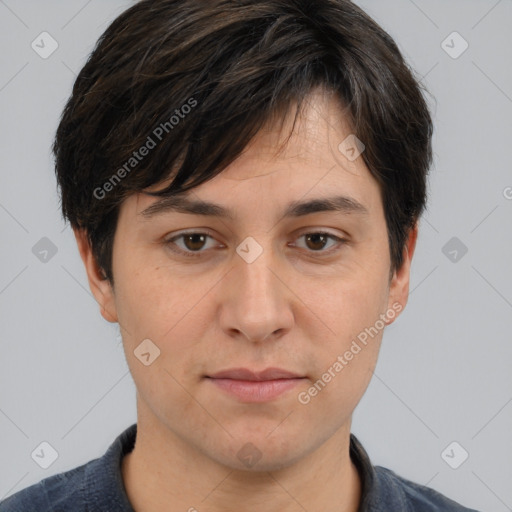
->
<box><xmin>84</xmin><ymin>423</ymin><xmax>137</xmax><ymax>512</ymax></box>
<box><xmin>350</xmin><ymin>434</ymin><xmax>411</xmax><ymax>511</ymax></box>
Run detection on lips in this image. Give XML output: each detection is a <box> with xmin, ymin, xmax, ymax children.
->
<box><xmin>207</xmin><ymin>367</ymin><xmax>303</xmax><ymax>381</ymax></box>
<box><xmin>206</xmin><ymin>367</ymin><xmax>306</xmax><ymax>402</ymax></box>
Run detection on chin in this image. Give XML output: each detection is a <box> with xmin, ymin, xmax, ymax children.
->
<box><xmin>208</xmin><ymin>434</ymin><xmax>310</xmax><ymax>473</ymax></box>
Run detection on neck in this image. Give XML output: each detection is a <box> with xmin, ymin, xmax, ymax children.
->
<box><xmin>122</xmin><ymin>402</ymin><xmax>361</xmax><ymax>512</ymax></box>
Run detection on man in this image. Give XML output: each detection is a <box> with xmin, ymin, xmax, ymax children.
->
<box><xmin>0</xmin><ymin>0</ymin><xmax>480</xmax><ymax>510</ymax></box>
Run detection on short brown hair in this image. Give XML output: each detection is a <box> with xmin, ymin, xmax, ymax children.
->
<box><xmin>53</xmin><ymin>0</ymin><xmax>433</xmax><ymax>285</ymax></box>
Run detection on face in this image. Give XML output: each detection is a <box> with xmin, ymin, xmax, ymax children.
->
<box><xmin>76</xmin><ymin>88</ymin><xmax>416</xmax><ymax>471</ymax></box>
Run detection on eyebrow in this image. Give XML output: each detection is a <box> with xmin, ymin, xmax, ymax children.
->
<box><xmin>139</xmin><ymin>193</ymin><xmax>369</xmax><ymax>220</ymax></box>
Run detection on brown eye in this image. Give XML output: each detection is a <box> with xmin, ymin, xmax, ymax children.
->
<box><xmin>304</xmin><ymin>233</ymin><xmax>330</xmax><ymax>251</ymax></box>
<box><xmin>294</xmin><ymin>232</ymin><xmax>344</xmax><ymax>255</ymax></box>
<box><xmin>182</xmin><ymin>234</ymin><xmax>208</xmax><ymax>251</ymax></box>
<box><xmin>165</xmin><ymin>230</ymin><xmax>345</xmax><ymax>260</ymax></box>
<box><xmin>165</xmin><ymin>232</ymin><xmax>219</xmax><ymax>258</ymax></box>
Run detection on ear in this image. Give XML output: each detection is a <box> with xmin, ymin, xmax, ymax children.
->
<box><xmin>73</xmin><ymin>228</ymin><xmax>118</xmax><ymax>323</ymax></box>
<box><xmin>385</xmin><ymin>222</ymin><xmax>418</xmax><ymax>325</ymax></box>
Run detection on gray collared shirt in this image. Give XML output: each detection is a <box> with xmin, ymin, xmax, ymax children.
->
<box><xmin>0</xmin><ymin>423</ymin><xmax>480</xmax><ymax>511</ymax></box>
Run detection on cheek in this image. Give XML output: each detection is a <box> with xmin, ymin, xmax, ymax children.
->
<box><xmin>292</xmin><ymin>251</ymin><xmax>389</xmax><ymax>395</ymax></box>
<box><xmin>114</xmin><ymin>271</ymin><xmax>169</xmax><ymax>342</ymax></box>
<box><xmin>299</xmin><ymin>329</ymin><xmax>383</xmax><ymax>422</ymax></box>
<box><xmin>114</xmin><ymin>268</ymin><xmax>211</xmax><ymax>412</ymax></box>
<box><xmin>113</xmin><ymin>265</ymin><xmax>224</xmax><ymax>390</ymax></box>
<box><xmin>114</xmin><ymin>264</ymin><xmax>209</xmax><ymax>338</ymax></box>
<box><xmin>296</xmin><ymin>257</ymin><xmax>390</xmax><ymax>340</ymax></box>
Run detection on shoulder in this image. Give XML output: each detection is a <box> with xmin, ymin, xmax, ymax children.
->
<box><xmin>0</xmin><ymin>423</ymin><xmax>137</xmax><ymax>512</ymax></box>
<box><xmin>374</xmin><ymin>466</ymin><xmax>481</xmax><ymax>511</ymax></box>
<box><xmin>0</xmin><ymin>463</ymin><xmax>88</xmax><ymax>512</ymax></box>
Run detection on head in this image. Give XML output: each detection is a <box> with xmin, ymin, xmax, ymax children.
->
<box><xmin>56</xmin><ymin>0</ymin><xmax>433</xmax><ymax>470</ymax></box>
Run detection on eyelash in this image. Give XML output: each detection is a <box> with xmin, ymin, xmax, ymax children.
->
<box><xmin>163</xmin><ymin>231</ymin><xmax>346</xmax><ymax>259</ymax></box>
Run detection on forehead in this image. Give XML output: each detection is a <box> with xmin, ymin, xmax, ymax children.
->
<box><xmin>130</xmin><ymin>89</ymin><xmax>382</xmax><ymax>220</ymax></box>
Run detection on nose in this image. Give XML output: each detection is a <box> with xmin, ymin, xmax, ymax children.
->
<box><xmin>218</xmin><ymin>242</ymin><xmax>294</xmax><ymax>344</ymax></box>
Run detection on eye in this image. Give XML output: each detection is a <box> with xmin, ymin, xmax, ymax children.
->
<box><xmin>164</xmin><ymin>232</ymin><xmax>220</xmax><ymax>258</ymax></box>
<box><xmin>292</xmin><ymin>232</ymin><xmax>345</xmax><ymax>254</ymax></box>
<box><xmin>163</xmin><ymin>230</ymin><xmax>346</xmax><ymax>259</ymax></box>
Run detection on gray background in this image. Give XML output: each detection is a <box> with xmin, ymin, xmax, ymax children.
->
<box><xmin>0</xmin><ymin>1</ymin><xmax>511</xmax><ymax>510</ymax></box>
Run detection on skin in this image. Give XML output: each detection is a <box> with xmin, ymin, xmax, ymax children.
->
<box><xmin>75</xmin><ymin>87</ymin><xmax>417</xmax><ymax>512</ymax></box>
